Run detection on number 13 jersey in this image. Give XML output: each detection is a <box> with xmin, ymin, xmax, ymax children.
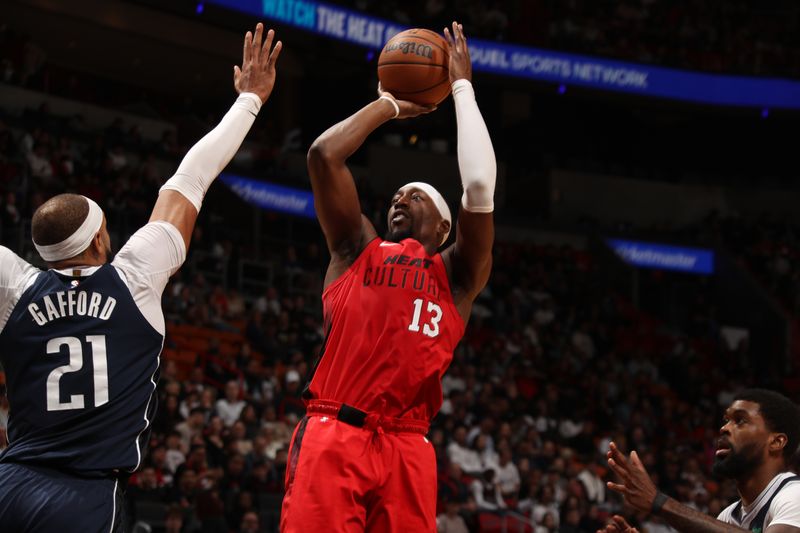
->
<box><xmin>307</xmin><ymin>238</ymin><xmax>465</xmax><ymax>422</ymax></box>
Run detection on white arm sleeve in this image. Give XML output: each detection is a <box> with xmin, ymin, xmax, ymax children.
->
<box><xmin>160</xmin><ymin>92</ymin><xmax>262</xmax><ymax>212</ymax></box>
<box><xmin>0</xmin><ymin>247</ymin><xmax>40</xmax><ymax>332</ymax></box>
<box><xmin>112</xmin><ymin>221</ymin><xmax>186</xmax><ymax>335</ymax></box>
<box><xmin>453</xmin><ymin>79</ymin><xmax>496</xmax><ymax>213</ymax></box>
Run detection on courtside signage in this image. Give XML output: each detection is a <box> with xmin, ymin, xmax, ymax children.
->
<box><xmin>206</xmin><ymin>0</ymin><xmax>800</xmax><ymax>109</ymax></box>
<box><xmin>220</xmin><ymin>173</ymin><xmax>315</xmax><ymax>218</ymax></box>
<box><xmin>607</xmin><ymin>239</ymin><xmax>714</xmax><ymax>275</ymax></box>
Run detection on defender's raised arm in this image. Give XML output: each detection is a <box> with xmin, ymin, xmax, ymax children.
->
<box><xmin>151</xmin><ymin>23</ymin><xmax>282</xmax><ymax>251</ymax></box>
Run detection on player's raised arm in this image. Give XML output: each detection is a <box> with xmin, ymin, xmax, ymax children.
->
<box><xmin>307</xmin><ymin>84</ymin><xmax>434</xmax><ymax>262</ymax></box>
<box><xmin>150</xmin><ymin>23</ymin><xmax>282</xmax><ymax>251</ymax></box>
<box><xmin>442</xmin><ymin>22</ymin><xmax>496</xmax><ymax>304</ymax></box>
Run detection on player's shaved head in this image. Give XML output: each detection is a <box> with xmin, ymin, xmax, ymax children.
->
<box><xmin>31</xmin><ymin>194</ymin><xmax>90</xmax><ymax>246</ymax></box>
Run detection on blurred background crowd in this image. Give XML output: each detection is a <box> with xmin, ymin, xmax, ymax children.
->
<box><xmin>1</xmin><ymin>0</ymin><xmax>799</xmax><ymax>531</ymax></box>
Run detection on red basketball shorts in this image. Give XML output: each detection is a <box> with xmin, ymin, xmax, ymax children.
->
<box><xmin>280</xmin><ymin>410</ymin><xmax>436</xmax><ymax>532</ymax></box>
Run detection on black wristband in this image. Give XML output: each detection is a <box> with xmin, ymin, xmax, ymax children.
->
<box><xmin>652</xmin><ymin>492</ymin><xmax>669</xmax><ymax>514</ymax></box>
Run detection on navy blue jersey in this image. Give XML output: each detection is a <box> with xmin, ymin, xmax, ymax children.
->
<box><xmin>0</xmin><ymin>265</ymin><xmax>163</xmax><ymax>473</ymax></box>
<box><xmin>0</xmin><ymin>221</ymin><xmax>186</xmax><ymax>476</ymax></box>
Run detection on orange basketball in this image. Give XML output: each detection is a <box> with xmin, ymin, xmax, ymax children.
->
<box><xmin>378</xmin><ymin>29</ymin><xmax>450</xmax><ymax>106</ymax></box>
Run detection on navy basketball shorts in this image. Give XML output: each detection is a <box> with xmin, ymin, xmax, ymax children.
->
<box><xmin>0</xmin><ymin>462</ymin><xmax>127</xmax><ymax>532</ymax></box>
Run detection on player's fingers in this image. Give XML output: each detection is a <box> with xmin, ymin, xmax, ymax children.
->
<box><xmin>609</xmin><ymin>442</ymin><xmax>628</xmax><ymax>465</ymax></box>
<box><xmin>233</xmin><ymin>65</ymin><xmax>241</xmax><ymax>84</ymax></box>
<box><xmin>443</xmin><ymin>27</ymin><xmax>454</xmax><ymax>48</ymax></box>
<box><xmin>630</xmin><ymin>450</ymin><xmax>645</xmax><ymax>469</ymax></box>
<box><xmin>456</xmin><ymin>22</ymin><xmax>466</xmax><ymax>48</ymax></box>
<box><xmin>252</xmin><ymin>23</ymin><xmax>264</xmax><ymax>63</ymax></box>
<box><xmin>268</xmin><ymin>40</ymin><xmax>282</xmax><ymax>68</ymax></box>
<box><xmin>607</xmin><ymin>481</ymin><xmax>627</xmax><ymax>493</ymax></box>
<box><xmin>608</xmin><ymin>460</ymin><xmax>629</xmax><ymax>482</ymax></box>
<box><xmin>261</xmin><ymin>28</ymin><xmax>274</xmax><ymax>66</ymax></box>
<box><xmin>243</xmin><ymin>30</ymin><xmax>253</xmax><ymax>65</ymax></box>
<box><xmin>451</xmin><ymin>21</ymin><xmax>460</xmax><ymax>53</ymax></box>
<box><xmin>612</xmin><ymin>515</ymin><xmax>629</xmax><ymax>528</ymax></box>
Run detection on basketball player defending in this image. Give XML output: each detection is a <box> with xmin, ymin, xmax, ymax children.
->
<box><xmin>281</xmin><ymin>22</ymin><xmax>495</xmax><ymax>532</ymax></box>
<box><xmin>0</xmin><ymin>24</ymin><xmax>281</xmax><ymax>532</ymax></box>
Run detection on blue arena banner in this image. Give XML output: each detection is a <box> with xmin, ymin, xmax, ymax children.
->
<box><xmin>207</xmin><ymin>0</ymin><xmax>800</xmax><ymax>109</ymax></box>
<box><xmin>607</xmin><ymin>239</ymin><xmax>714</xmax><ymax>275</ymax></box>
<box><xmin>220</xmin><ymin>173</ymin><xmax>315</xmax><ymax>218</ymax></box>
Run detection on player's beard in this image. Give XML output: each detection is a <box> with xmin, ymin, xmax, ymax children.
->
<box><xmin>711</xmin><ymin>441</ymin><xmax>763</xmax><ymax>479</ymax></box>
<box><xmin>385</xmin><ymin>227</ymin><xmax>413</xmax><ymax>243</ymax></box>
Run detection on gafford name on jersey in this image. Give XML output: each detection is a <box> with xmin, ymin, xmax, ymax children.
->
<box><xmin>27</xmin><ymin>289</ymin><xmax>117</xmax><ymax>326</ymax></box>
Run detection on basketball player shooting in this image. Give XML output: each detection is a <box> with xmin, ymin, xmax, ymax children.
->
<box><xmin>0</xmin><ymin>24</ymin><xmax>280</xmax><ymax>532</ymax></box>
<box><xmin>280</xmin><ymin>22</ymin><xmax>495</xmax><ymax>532</ymax></box>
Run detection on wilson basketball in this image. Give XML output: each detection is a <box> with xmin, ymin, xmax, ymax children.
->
<box><xmin>378</xmin><ymin>29</ymin><xmax>450</xmax><ymax>106</ymax></box>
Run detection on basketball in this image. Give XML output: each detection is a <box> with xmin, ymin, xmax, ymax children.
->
<box><xmin>378</xmin><ymin>28</ymin><xmax>450</xmax><ymax>106</ymax></box>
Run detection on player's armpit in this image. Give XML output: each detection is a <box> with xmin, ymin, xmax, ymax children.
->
<box><xmin>149</xmin><ymin>190</ymin><xmax>197</xmax><ymax>252</ymax></box>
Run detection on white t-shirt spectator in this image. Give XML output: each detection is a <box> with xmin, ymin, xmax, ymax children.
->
<box><xmin>495</xmin><ymin>461</ymin><xmax>521</xmax><ymax>496</ymax></box>
<box><xmin>216</xmin><ymin>398</ymin><xmax>246</xmax><ymax>427</ymax></box>
<box><xmin>470</xmin><ymin>479</ymin><xmax>506</xmax><ymax>511</ymax></box>
<box><xmin>437</xmin><ymin>513</ymin><xmax>469</xmax><ymax>533</ymax></box>
<box><xmin>165</xmin><ymin>449</ymin><xmax>186</xmax><ymax>474</ymax></box>
<box><xmin>447</xmin><ymin>441</ymin><xmax>483</xmax><ymax>476</ymax></box>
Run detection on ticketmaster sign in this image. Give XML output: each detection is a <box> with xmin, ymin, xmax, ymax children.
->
<box><xmin>607</xmin><ymin>239</ymin><xmax>714</xmax><ymax>275</ymax></box>
<box><xmin>221</xmin><ymin>174</ymin><xmax>315</xmax><ymax>218</ymax></box>
<box><xmin>207</xmin><ymin>0</ymin><xmax>800</xmax><ymax>109</ymax></box>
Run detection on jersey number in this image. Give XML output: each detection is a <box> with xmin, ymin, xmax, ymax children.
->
<box><xmin>46</xmin><ymin>335</ymin><xmax>109</xmax><ymax>411</ymax></box>
<box><xmin>408</xmin><ymin>298</ymin><xmax>443</xmax><ymax>338</ymax></box>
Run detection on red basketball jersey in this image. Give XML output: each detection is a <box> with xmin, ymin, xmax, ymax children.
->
<box><xmin>307</xmin><ymin>237</ymin><xmax>465</xmax><ymax>421</ymax></box>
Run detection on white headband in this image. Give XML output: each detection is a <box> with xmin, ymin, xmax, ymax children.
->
<box><xmin>402</xmin><ymin>182</ymin><xmax>452</xmax><ymax>245</ymax></box>
<box><xmin>34</xmin><ymin>196</ymin><xmax>104</xmax><ymax>262</ymax></box>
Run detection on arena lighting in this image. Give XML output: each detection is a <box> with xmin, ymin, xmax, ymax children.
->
<box><xmin>365</xmin><ymin>50</ymin><xmax>375</xmax><ymax>61</ymax></box>
<box><xmin>205</xmin><ymin>0</ymin><xmax>800</xmax><ymax>109</ymax></box>
<box><xmin>196</xmin><ymin>2</ymin><xmax>204</xmax><ymax>14</ymax></box>
<box><xmin>558</xmin><ymin>84</ymin><xmax>567</xmax><ymax>94</ymax></box>
<box><xmin>761</xmin><ymin>108</ymin><xmax>770</xmax><ymax>118</ymax></box>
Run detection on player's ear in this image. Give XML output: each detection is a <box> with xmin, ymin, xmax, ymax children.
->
<box><xmin>769</xmin><ymin>432</ymin><xmax>788</xmax><ymax>455</ymax></box>
<box><xmin>438</xmin><ymin>219</ymin><xmax>451</xmax><ymax>239</ymax></box>
<box><xmin>90</xmin><ymin>230</ymin><xmax>104</xmax><ymax>260</ymax></box>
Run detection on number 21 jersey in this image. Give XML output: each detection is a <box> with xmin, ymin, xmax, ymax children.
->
<box><xmin>307</xmin><ymin>237</ymin><xmax>465</xmax><ymax>422</ymax></box>
<box><xmin>0</xmin><ymin>222</ymin><xmax>185</xmax><ymax>475</ymax></box>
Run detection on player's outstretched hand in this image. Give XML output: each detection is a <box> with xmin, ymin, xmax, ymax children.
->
<box><xmin>377</xmin><ymin>83</ymin><xmax>436</xmax><ymax>119</ymax></box>
<box><xmin>606</xmin><ymin>442</ymin><xmax>659</xmax><ymax>513</ymax></box>
<box><xmin>444</xmin><ymin>21</ymin><xmax>472</xmax><ymax>84</ymax></box>
<box><xmin>596</xmin><ymin>515</ymin><xmax>641</xmax><ymax>533</ymax></box>
<box><xmin>234</xmin><ymin>22</ymin><xmax>282</xmax><ymax>104</ymax></box>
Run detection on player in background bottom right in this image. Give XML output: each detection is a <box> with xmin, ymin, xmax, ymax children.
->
<box><xmin>599</xmin><ymin>388</ymin><xmax>800</xmax><ymax>533</ymax></box>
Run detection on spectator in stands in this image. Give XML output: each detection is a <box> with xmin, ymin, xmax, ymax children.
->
<box><xmin>495</xmin><ymin>446</ymin><xmax>521</xmax><ymax>502</ymax></box>
<box><xmin>471</xmin><ymin>468</ymin><xmax>507</xmax><ymax>512</ymax></box>
<box><xmin>216</xmin><ymin>380</ymin><xmax>246</xmax><ymax>427</ymax></box>
<box><xmin>436</xmin><ymin>498</ymin><xmax>469</xmax><ymax>533</ymax></box>
<box><xmin>176</xmin><ymin>407</ymin><xmax>206</xmax><ymax>452</ymax></box>
<box><xmin>240</xmin><ymin>510</ymin><xmax>260</xmax><ymax>533</ymax></box>
<box><xmin>164</xmin><ymin>505</ymin><xmax>185</xmax><ymax>533</ymax></box>
<box><xmin>275</xmin><ymin>369</ymin><xmax>305</xmax><ymax>420</ymax></box>
<box><xmin>448</xmin><ymin>425</ymin><xmax>483</xmax><ymax>476</ymax></box>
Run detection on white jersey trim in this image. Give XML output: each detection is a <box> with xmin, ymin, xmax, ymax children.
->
<box><xmin>109</xmin><ymin>478</ymin><xmax>119</xmax><ymax>533</ymax></box>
